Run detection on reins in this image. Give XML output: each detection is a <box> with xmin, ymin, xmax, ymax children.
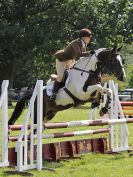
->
<box><xmin>71</xmin><ymin>53</ymin><xmax>94</xmax><ymax>75</ymax></box>
<box><xmin>80</xmin><ymin>55</ymin><xmax>92</xmax><ymax>76</ymax></box>
<box><xmin>71</xmin><ymin>52</ymin><xmax>103</xmax><ymax>77</ymax></box>
<box><xmin>71</xmin><ymin>66</ymin><xmax>90</xmax><ymax>74</ymax></box>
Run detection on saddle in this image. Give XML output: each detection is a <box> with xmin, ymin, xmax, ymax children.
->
<box><xmin>50</xmin><ymin>69</ymin><xmax>69</xmax><ymax>85</ymax></box>
<box><xmin>46</xmin><ymin>70</ymin><xmax>69</xmax><ymax>96</ymax></box>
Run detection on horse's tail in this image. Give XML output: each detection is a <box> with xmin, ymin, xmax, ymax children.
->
<box><xmin>8</xmin><ymin>93</ymin><xmax>32</xmax><ymax>125</ymax></box>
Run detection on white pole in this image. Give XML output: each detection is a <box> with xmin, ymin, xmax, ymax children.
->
<box><xmin>24</xmin><ymin>116</ymin><xmax>28</xmax><ymax>167</ymax></box>
<box><xmin>15</xmin><ymin>80</ymin><xmax>43</xmax><ymax>171</ymax></box>
<box><xmin>15</xmin><ymin>142</ymin><xmax>23</xmax><ymax>171</ymax></box>
<box><xmin>30</xmin><ymin>102</ymin><xmax>34</xmax><ymax>167</ymax></box>
<box><xmin>111</xmin><ymin>81</ymin><xmax>128</xmax><ymax>133</ymax></box>
<box><xmin>1</xmin><ymin>80</ymin><xmax>9</xmax><ymax>166</ymax></box>
<box><xmin>114</xmin><ymin>83</ymin><xmax>119</xmax><ymax>149</ymax></box>
<box><xmin>108</xmin><ymin>80</ymin><xmax>114</xmax><ymax>150</ymax></box>
<box><xmin>37</xmin><ymin>80</ymin><xmax>43</xmax><ymax>171</ymax></box>
<box><xmin>110</xmin><ymin>80</ymin><xmax>129</xmax><ymax>151</ymax></box>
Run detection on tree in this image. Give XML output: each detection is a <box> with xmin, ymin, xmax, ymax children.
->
<box><xmin>0</xmin><ymin>0</ymin><xmax>132</xmax><ymax>88</ymax></box>
<box><xmin>0</xmin><ymin>0</ymin><xmax>48</xmax><ymax>87</ymax></box>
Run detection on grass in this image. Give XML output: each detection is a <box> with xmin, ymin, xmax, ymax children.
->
<box><xmin>0</xmin><ymin>103</ymin><xmax>133</xmax><ymax>177</ymax></box>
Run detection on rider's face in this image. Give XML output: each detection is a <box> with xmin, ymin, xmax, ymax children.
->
<box><xmin>83</xmin><ymin>36</ymin><xmax>91</xmax><ymax>45</ymax></box>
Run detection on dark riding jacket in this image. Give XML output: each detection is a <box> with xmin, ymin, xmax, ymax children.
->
<box><xmin>54</xmin><ymin>38</ymin><xmax>90</xmax><ymax>61</ymax></box>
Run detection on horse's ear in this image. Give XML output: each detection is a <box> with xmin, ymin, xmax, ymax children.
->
<box><xmin>117</xmin><ymin>46</ymin><xmax>122</xmax><ymax>52</ymax></box>
<box><xmin>112</xmin><ymin>44</ymin><xmax>117</xmax><ymax>52</ymax></box>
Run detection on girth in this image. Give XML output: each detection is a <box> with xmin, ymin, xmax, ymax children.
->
<box><xmin>64</xmin><ymin>87</ymin><xmax>97</xmax><ymax>107</ymax></box>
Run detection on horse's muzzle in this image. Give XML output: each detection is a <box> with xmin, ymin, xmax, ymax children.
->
<box><xmin>117</xmin><ymin>68</ymin><xmax>126</xmax><ymax>82</ymax></box>
<box><xmin>117</xmin><ymin>73</ymin><xmax>126</xmax><ymax>82</ymax></box>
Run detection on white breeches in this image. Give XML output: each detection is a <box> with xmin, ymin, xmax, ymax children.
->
<box><xmin>56</xmin><ymin>59</ymin><xmax>75</xmax><ymax>82</ymax></box>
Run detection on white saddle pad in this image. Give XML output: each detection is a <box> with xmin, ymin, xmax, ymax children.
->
<box><xmin>45</xmin><ymin>79</ymin><xmax>54</xmax><ymax>96</ymax></box>
<box><xmin>45</xmin><ymin>70</ymin><xmax>70</xmax><ymax>97</ymax></box>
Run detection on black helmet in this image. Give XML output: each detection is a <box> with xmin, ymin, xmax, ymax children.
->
<box><xmin>79</xmin><ymin>28</ymin><xmax>93</xmax><ymax>38</ymax></box>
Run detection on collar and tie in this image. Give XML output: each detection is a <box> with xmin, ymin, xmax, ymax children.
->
<box><xmin>81</xmin><ymin>39</ymin><xmax>87</xmax><ymax>52</ymax></box>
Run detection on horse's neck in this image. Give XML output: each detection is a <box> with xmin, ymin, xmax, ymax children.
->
<box><xmin>96</xmin><ymin>48</ymin><xmax>109</xmax><ymax>64</ymax></box>
<box><xmin>75</xmin><ymin>55</ymin><xmax>98</xmax><ymax>71</ymax></box>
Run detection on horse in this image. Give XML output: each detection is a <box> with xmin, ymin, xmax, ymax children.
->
<box><xmin>8</xmin><ymin>45</ymin><xmax>126</xmax><ymax>125</ymax></box>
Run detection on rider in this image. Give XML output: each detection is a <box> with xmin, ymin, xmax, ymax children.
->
<box><xmin>50</xmin><ymin>28</ymin><xmax>93</xmax><ymax>101</ymax></box>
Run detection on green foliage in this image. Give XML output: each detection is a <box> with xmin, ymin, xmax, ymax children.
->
<box><xmin>122</xmin><ymin>44</ymin><xmax>133</xmax><ymax>88</ymax></box>
<box><xmin>0</xmin><ymin>0</ymin><xmax>132</xmax><ymax>88</ymax></box>
<box><xmin>128</xmin><ymin>66</ymin><xmax>133</xmax><ymax>87</ymax></box>
<box><xmin>129</xmin><ymin>72</ymin><xmax>133</xmax><ymax>87</ymax></box>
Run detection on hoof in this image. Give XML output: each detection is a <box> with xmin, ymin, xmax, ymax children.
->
<box><xmin>99</xmin><ymin>110</ymin><xmax>104</xmax><ymax>117</ymax></box>
<box><xmin>99</xmin><ymin>107</ymin><xmax>108</xmax><ymax>116</ymax></box>
<box><xmin>91</xmin><ymin>100</ymin><xmax>100</xmax><ymax>109</ymax></box>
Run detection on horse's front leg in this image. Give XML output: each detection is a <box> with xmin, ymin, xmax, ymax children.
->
<box><xmin>86</xmin><ymin>84</ymin><xmax>112</xmax><ymax>116</ymax></box>
<box><xmin>91</xmin><ymin>92</ymin><xmax>101</xmax><ymax>109</ymax></box>
<box><xmin>86</xmin><ymin>84</ymin><xmax>102</xmax><ymax>109</ymax></box>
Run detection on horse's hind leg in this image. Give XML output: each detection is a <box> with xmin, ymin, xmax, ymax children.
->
<box><xmin>45</xmin><ymin>111</ymin><xmax>57</xmax><ymax>122</ymax></box>
<box><xmin>8</xmin><ymin>115</ymin><xmax>17</xmax><ymax>125</ymax></box>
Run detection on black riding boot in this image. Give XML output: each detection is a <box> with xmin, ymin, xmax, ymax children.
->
<box><xmin>50</xmin><ymin>81</ymin><xmax>61</xmax><ymax>102</ymax></box>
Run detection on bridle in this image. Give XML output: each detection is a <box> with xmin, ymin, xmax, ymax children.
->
<box><xmin>101</xmin><ymin>51</ymin><xmax>124</xmax><ymax>72</ymax></box>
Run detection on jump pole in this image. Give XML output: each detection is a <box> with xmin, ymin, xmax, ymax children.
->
<box><xmin>8</xmin><ymin>118</ymin><xmax>133</xmax><ymax>142</ymax></box>
<box><xmin>122</xmin><ymin>106</ymin><xmax>133</xmax><ymax>110</ymax></box>
<box><xmin>8</xmin><ymin>128</ymin><xmax>110</xmax><ymax>142</ymax></box>
<box><xmin>42</xmin><ymin>128</ymin><xmax>110</xmax><ymax>139</ymax></box>
<box><xmin>8</xmin><ymin>117</ymin><xmax>133</xmax><ymax>131</ymax></box>
<box><xmin>121</xmin><ymin>101</ymin><xmax>133</xmax><ymax>106</ymax></box>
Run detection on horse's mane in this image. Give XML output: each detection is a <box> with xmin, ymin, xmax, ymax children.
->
<box><xmin>76</xmin><ymin>48</ymin><xmax>107</xmax><ymax>66</ymax></box>
<box><xmin>95</xmin><ymin>48</ymin><xmax>107</xmax><ymax>55</ymax></box>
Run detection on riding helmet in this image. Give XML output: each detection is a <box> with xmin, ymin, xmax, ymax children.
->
<box><xmin>79</xmin><ymin>28</ymin><xmax>93</xmax><ymax>38</ymax></box>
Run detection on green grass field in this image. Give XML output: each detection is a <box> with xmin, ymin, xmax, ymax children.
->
<box><xmin>0</xmin><ymin>104</ymin><xmax>133</xmax><ymax>177</ymax></box>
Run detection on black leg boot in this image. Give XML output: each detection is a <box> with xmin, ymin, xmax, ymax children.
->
<box><xmin>50</xmin><ymin>81</ymin><xmax>61</xmax><ymax>102</ymax></box>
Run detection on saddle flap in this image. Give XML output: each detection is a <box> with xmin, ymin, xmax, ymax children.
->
<box><xmin>46</xmin><ymin>70</ymin><xmax>70</xmax><ymax>96</ymax></box>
